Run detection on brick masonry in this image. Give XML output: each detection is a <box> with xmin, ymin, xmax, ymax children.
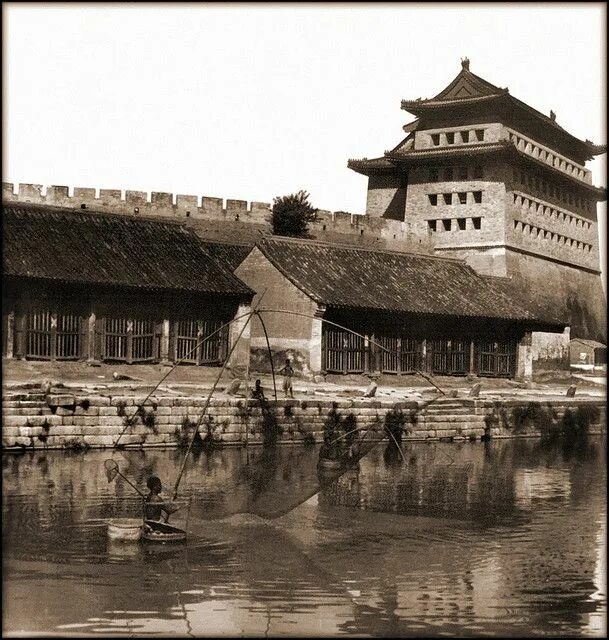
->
<box><xmin>2</xmin><ymin>391</ymin><xmax>605</xmax><ymax>450</ymax></box>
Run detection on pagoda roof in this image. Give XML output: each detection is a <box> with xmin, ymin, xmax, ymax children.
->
<box><xmin>349</xmin><ymin>142</ymin><xmax>608</xmax><ymax>198</ymax></box>
<box><xmin>385</xmin><ymin>141</ymin><xmax>511</xmax><ymax>161</ymax></box>
<box><xmin>401</xmin><ymin>61</ymin><xmax>606</xmax><ymax>160</ymax></box>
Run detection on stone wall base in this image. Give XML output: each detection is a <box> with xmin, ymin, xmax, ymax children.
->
<box><xmin>1</xmin><ymin>391</ymin><xmax>605</xmax><ymax>451</ymax></box>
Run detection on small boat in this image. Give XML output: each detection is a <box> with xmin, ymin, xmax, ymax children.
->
<box><xmin>107</xmin><ymin>518</ymin><xmax>143</xmax><ymax>541</ymax></box>
<box><xmin>141</xmin><ymin>519</ymin><xmax>187</xmax><ymax>543</ymax></box>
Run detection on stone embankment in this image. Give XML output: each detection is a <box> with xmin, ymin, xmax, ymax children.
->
<box><xmin>1</xmin><ymin>390</ymin><xmax>605</xmax><ymax>451</ymax></box>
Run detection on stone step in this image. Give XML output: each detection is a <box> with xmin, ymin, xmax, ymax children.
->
<box><xmin>3</xmin><ymin>395</ymin><xmax>47</xmax><ymax>403</ymax></box>
<box><xmin>424</xmin><ymin>407</ymin><xmax>473</xmax><ymax>413</ymax></box>
<box><xmin>2</xmin><ymin>400</ymin><xmax>48</xmax><ymax>408</ymax></box>
<box><xmin>425</xmin><ymin>402</ymin><xmax>469</xmax><ymax>409</ymax></box>
<box><xmin>2</xmin><ymin>407</ymin><xmax>53</xmax><ymax>416</ymax></box>
<box><xmin>423</xmin><ymin>415</ymin><xmax>485</xmax><ymax>424</ymax></box>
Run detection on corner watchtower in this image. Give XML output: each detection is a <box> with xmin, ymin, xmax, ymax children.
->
<box><xmin>348</xmin><ymin>60</ymin><xmax>607</xmax><ymax>342</ymax></box>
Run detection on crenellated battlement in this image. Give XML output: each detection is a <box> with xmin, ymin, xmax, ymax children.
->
<box><xmin>2</xmin><ymin>182</ymin><xmax>429</xmax><ymax>253</ymax></box>
<box><xmin>2</xmin><ymin>182</ymin><xmax>274</xmax><ymax>223</ymax></box>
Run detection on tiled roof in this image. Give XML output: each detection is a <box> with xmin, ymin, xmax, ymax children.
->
<box><xmin>570</xmin><ymin>338</ymin><xmax>606</xmax><ymax>349</ymax></box>
<box><xmin>386</xmin><ymin>142</ymin><xmax>510</xmax><ymax>160</ymax></box>
<box><xmin>348</xmin><ymin>143</ymin><xmax>509</xmax><ymax>175</ymax></box>
<box><xmin>401</xmin><ymin>68</ymin><xmax>605</xmax><ymax>158</ymax></box>
<box><xmin>257</xmin><ymin>237</ymin><xmax>563</xmax><ymax>326</ymax></box>
<box><xmin>346</xmin><ymin>157</ymin><xmax>397</xmax><ymax>175</ymax></box>
<box><xmin>2</xmin><ymin>203</ymin><xmax>253</xmax><ymax>297</ymax></box>
<box><xmin>198</xmin><ymin>241</ymin><xmax>253</xmax><ymax>270</ymax></box>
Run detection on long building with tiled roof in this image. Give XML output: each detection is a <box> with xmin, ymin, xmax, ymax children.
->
<box><xmin>348</xmin><ymin>58</ymin><xmax>606</xmax><ymax>348</ymax></box>
<box><xmin>234</xmin><ymin>236</ymin><xmax>566</xmax><ymax>379</ymax></box>
<box><xmin>3</xmin><ymin>203</ymin><xmax>253</xmax><ymax>296</ymax></box>
<box><xmin>3</xmin><ymin>202</ymin><xmax>253</xmax><ymax>366</ymax></box>
<box><xmin>254</xmin><ymin>237</ymin><xmax>563</xmax><ymax>326</ymax></box>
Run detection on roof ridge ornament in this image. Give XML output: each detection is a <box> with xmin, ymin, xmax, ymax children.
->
<box><xmin>550</xmin><ymin>110</ymin><xmax>557</xmax><ymax>121</ymax></box>
<box><xmin>461</xmin><ymin>57</ymin><xmax>470</xmax><ymax>71</ymax></box>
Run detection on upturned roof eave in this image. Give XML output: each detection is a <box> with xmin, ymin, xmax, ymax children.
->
<box><xmin>347</xmin><ymin>157</ymin><xmax>398</xmax><ymax>176</ymax></box>
<box><xmin>401</xmin><ymin>92</ymin><xmax>605</xmax><ymax>158</ymax></box>
<box><xmin>384</xmin><ymin>141</ymin><xmax>511</xmax><ymax>162</ymax></box>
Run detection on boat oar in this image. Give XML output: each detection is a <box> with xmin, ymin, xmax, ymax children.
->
<box><xmin>104</xmin><ymin>459</ymin><xmax>145</xmax><ymax>498</ymax></box>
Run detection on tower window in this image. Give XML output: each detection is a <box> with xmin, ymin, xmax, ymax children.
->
<box><xmin>446</xmin><ymin>132</ymin><xmax>455</xmax><ymax>145</ymax></box>
<box><xmin>458</xmin><ymin>192</ymin><xmax>467</xmax><ymax>204</ymax></box>
<box><xmin>442</xmin><ymin>219</ymin><xmax>452</xmax><ymax>231</ymax></box>
<box><xmin>443</xmin><ymin>193</ymin><xmax>452</xmax><ymax>205</ymax></box>
<box><xmin>458</xmin><ymin>218</ymin><xmax>466</xmax><ymax>230</ymax></box>
<box><xmin>431</xmin><ymin>134</ymin><xmax>440</xmax><ymax>146</ymax></box>
<box><xmin>428</xmin><ymin>220</ymin><xmax>437</xmax><ymax>232</ymax></box>
<box><xmin>475</xmin><ymin>129</ymin><xmax>484</xmax><ymax>142</ymax></box>
<box><xmin>473</xmin><ymin>191</ymin><xmax>482</xmax><ymax>203</ymax></box>
<box><xmin>428</xmin><ymin>194</ymin><xmax>438</xmax><ymax>206</ymax></box>
<box><xmin>472</xmin><ymin>217</ymin><xmax>481</xmax><ymax>229</ymax></box>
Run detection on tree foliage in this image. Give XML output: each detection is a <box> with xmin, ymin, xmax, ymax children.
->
<box><xmin>271</xmin><ymin>190</ymin><xmax>318</xmax><ymax>237</ymax></box>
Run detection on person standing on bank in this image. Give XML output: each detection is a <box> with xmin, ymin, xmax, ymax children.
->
<box><xmin>278</xmin><ymin>359</ymin><xmax>294</xmax><ymax>398</ymax></box>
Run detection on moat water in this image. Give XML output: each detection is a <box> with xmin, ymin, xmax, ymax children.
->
<box><xmin>2</xmin><ymin>437</ymin><xmax>606</xmax><ymax>637</ymax></box>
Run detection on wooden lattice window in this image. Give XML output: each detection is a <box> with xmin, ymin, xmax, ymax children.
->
<box><xmin>25</xmin><ymin>310</ymin><xmax>81</xmax><ymax>360</ymax></box>
<box><xmin>103</xmin><ymin>317</ymin><xmax>158</xmax><ymax>362</ymax></box>
<box><xmin>323</xmin><ymin>327</ymin><xmax>366</xmax><ymax>374</ymax></box>
<box><xmin>378</xmin><ymin>336</ymin><xmax>422</xmax><ymax>374</ymax></box>
<box><xmin>475</xmin><ymin>339</ymin><xmax>517</xmax><ymax>378</ymax></box>
<box><xmin>174</xmin><ymin>318</ymin><xmax>228</xmax><ymax>365</ymax></box>
<box><xmin>430</xmin><ymin>338</ymin><xmax>470</xmax><ymax>375</ymax></box>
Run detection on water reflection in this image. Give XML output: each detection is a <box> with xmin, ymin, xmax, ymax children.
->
<box><xmin>3</xmin><ymin>437</ymin><xmax>606</xmax><ymax>637</ymax></box>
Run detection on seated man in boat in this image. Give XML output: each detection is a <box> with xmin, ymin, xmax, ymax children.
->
<box><xmin>144</xmin><ymin>475</ymin><xmax>179</xmax><ymax>523</ymax></box>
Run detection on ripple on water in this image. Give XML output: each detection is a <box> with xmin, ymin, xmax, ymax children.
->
<box><xmin>2</xmin><ymin>438</ymin><xmax>606</xmax><ymax>637</ymax></box>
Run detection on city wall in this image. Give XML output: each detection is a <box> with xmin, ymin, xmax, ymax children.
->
<box><xmin>2</xmin><ymin>182</ymin><xmax>422</xmax><ymax>253</ymax></box>
<box><xmin>2</xmin><ymin>390</ymin><xmax>605</xmax><ymax>451</ymax></box>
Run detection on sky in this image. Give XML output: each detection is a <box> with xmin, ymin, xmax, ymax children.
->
<box><xmin>3</xmin><ymin>2</ymin><xmax>607</xmax><ymax>286</ymax></box>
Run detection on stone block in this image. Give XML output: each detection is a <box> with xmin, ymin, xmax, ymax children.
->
<box><xmin>46</xmin><ymin>394</ymin><xmax>76</xmax><ymax>407</ymax></box>
<box><xmin>110</xmin><ymin>396</ymin><xmax>134</xmax><ymax>406</ymax></box>
<box><xmin>88</xmin><ymin>397</ymin><xmax>111</xmax><ymax>406</ymax></box>
<box><xmin>99</xmin><ymin>406</ymin><xmax>121</xmax><ymax>416</ymax></box>
<box><xmin>69</xmin><ymin>416</ymin><xmax>101</xmax><ymax>427</ymax></box>
<box><xmin>151</xmin><ymin>192</ymin><xmax>174</xmax><ymax>208</ymax></box>
<box><xmin>2</xmin><ymin>416</ymin><xmax>30</xmax><ymax>427</ymax></box>
<box><xmin>97</xmin><ymin>417</ymin><xmax>126</xmax><ymax>426</ymax></box>
<box><xmin>74</xmin><ymin>406</ymin><xmax>100</xmax><ymax>416</ymax></box>
<box><xmin>126</xmin><ymin>190</ymin><xmax>148</xmax><ymax>206</ymax></box>
<box><xmin>55</xmin><ymin>407</ymin><xmax>76</xmax><ymax>416</ymax></box>
<box><xmin>83</xmin><ymin>435</ymin><xmax>116</xmax><ymax>448</ymax></box>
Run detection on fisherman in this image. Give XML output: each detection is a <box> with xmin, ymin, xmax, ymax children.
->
<box><xmin>144</xmin><ymin>475</ymin><xmax>178</xmax><ymax>523</ymax></box>
<box><xmin>278</xmin><ymin>359</ymin><xmax>294</xmax><ymax>398</ymax></box>
<box><xmin>250</xmin><ymin>379</ymin><xmax>266</xmax><ymax>401</ymax></box>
